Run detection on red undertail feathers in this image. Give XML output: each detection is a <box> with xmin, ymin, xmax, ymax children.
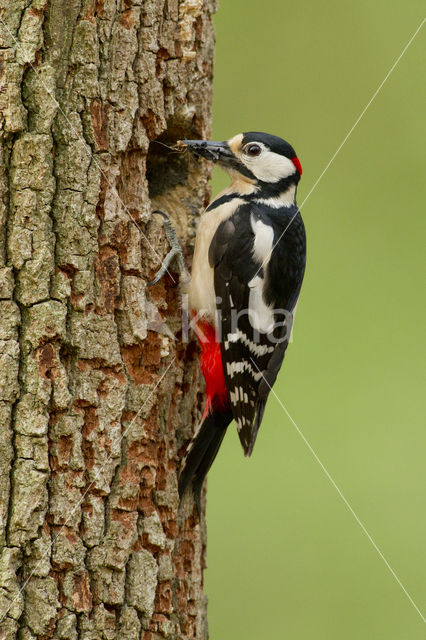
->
<box><xmin>194</xmin><ymin>319</ymin><xmax>228</xmax><ymax>416</ymax></box>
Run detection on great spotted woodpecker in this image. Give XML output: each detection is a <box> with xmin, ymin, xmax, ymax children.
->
<box><xmin>151</xmin><ymin>132</ymin><xmax>306</xmax><ymax>512</ymax></box>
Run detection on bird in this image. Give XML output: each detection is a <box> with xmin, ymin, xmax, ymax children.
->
<box><xmin>150</xmin><ymin>132</ymin><xmax>306</xmax><ymax>513</ymax></box>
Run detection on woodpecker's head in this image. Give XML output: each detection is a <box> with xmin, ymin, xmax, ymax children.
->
<box><xmin>180</xmin><ymin>132</ymin><xmax>302</xmax><ymax>189</ymax></box>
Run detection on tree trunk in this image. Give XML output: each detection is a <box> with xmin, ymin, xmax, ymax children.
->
<box><xmin>0</xmin><ymin>1</ymin><xmax>215</xmax><ymax>638</ymax></box>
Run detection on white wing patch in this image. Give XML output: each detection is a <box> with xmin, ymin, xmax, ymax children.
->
<box><xmin>248</xmin><ymin>275</ymin><xmax>275</xmax><ymax>334</ymax></box>
<box><xmin>250</xmin><ymin>215</ymin><xmax>274</xmax><ymax>264</ymax></box>
<box><xmin>248</xmin><ymin>215</ymin><xmax>275</xmax><ymax>332</ymax></box>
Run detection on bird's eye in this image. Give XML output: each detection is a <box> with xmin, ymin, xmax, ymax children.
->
<box><xmin>245</xmin><ymin>144</ymin><xmax>261</xmax><ymax>157</ymax></box>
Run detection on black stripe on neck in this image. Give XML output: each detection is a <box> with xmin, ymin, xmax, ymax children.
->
<box><xmin>206</xmin><ymin>193</ymin><xmax>251</xmax><ymax>211</ymax></box>
<box><xmin>206</xmin><ymin>176</ymin><xmax>299</xmax><ymax>212</ymax></box>
<box><xmin>257</xmin><ymin>174</ymin><xmax>299</xmax><ymax>197</ymax></box>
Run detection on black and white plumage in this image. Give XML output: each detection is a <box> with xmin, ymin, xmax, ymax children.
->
<box><xmin>152</xmin><ymin>132</ymin><xmax>306</xmax><ymax>511</ymax></box>
<box><xmin>210</xmin><ymin>198</ymin><xmax>305</xmax><ymax>455</ymax></box>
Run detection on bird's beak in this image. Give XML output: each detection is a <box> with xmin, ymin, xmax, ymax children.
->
<box><xmin>180</xmin><ymin>139</ymin><xmax>234</xmax><ymax>164</ymax></box>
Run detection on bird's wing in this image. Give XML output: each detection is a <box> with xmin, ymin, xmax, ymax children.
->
<box><xmin>209</xmin><ymin>203</ymin><xmax>305</xmax><ymax>456</ymax></box>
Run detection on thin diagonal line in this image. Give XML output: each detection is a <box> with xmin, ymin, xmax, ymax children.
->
<box><xmin>0</xmin><ymin>16</ymin><xmax>176</xmax><ymax>283</ymax></box>
<box><xmin>1</xmin><ymin>358</ymin><xmax>175</xmax><ymax>624</ymax></box>
<box><xmin>254</xmin><ymin>16</ymin><xmax>425</xmax><ymax>280</ymax></box>
<box><xmin>300</xmin><ymin>16</ymin><xmax>425</xmax><ymax>210</ymax></box>
<box><xmin>250</xmin><ymin>358</ymin><xmax>426</xmax><ymax>624</ymax></box>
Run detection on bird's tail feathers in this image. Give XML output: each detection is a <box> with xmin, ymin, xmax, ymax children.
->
<box><xmin>178</xmin><ymin>409</ymin><xmax>233</xmax><ymax>515</ymax></box>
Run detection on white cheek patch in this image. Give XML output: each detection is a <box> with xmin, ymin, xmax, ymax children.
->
<box><xmin>243</xmin><ymin>149</ymin><xmax>296</xmax><ymax>183</ymax></box>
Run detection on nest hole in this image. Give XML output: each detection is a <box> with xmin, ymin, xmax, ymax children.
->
<box><xmin>146</xmin><ymin>125</ymin><xmax>192</xmax><ymax>199</ymax></box>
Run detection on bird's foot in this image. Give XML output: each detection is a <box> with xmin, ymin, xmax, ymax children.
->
<box><xmin>148</xmin><ymin>210</ymin><xmax>189</xmax><ymax>286</ymax></box>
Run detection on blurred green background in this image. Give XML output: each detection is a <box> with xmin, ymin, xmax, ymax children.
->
<box><xmin>205</xmin><ymin>2</ymin><xmax>426</xmax><ymax>638</ymax></box>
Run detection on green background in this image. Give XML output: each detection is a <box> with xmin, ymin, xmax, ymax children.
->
<box><xmin>205</xmin><ymin>2</ymin><xmax>426</xmax><ymax>638</ymax></box>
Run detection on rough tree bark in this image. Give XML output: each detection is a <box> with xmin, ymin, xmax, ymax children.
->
<box><xmin>0</xmin><ymin>1</ymin><xmax>216</xmax><ymax>638</ymax></box>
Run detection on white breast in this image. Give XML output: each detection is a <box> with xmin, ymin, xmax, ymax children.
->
<box><xmin>189</xmin><ymin>196</ymin><xmax>243</xmax><ymax>324</ymax></box>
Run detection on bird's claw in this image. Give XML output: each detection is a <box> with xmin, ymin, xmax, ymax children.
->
<box><xmin>148</xmin><ymin>210</ymin><xmax>189</xmax><ymax>286</ymax></box>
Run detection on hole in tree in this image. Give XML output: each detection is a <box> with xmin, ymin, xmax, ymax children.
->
<box><xmin>146</xmin><ymin>124</ymin><xmax>194</xmax><ymax>199</ymax></box>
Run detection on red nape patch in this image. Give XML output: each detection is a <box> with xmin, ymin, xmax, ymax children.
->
<box><xmin>291</xmin><ymin>156</ymin><xmax>303</xmax><ymax>176</ymax></box>
<box><xmin>194</xmin><ymin>319</ymin><xmax>229</xmax><ymax>416</ymax></box>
